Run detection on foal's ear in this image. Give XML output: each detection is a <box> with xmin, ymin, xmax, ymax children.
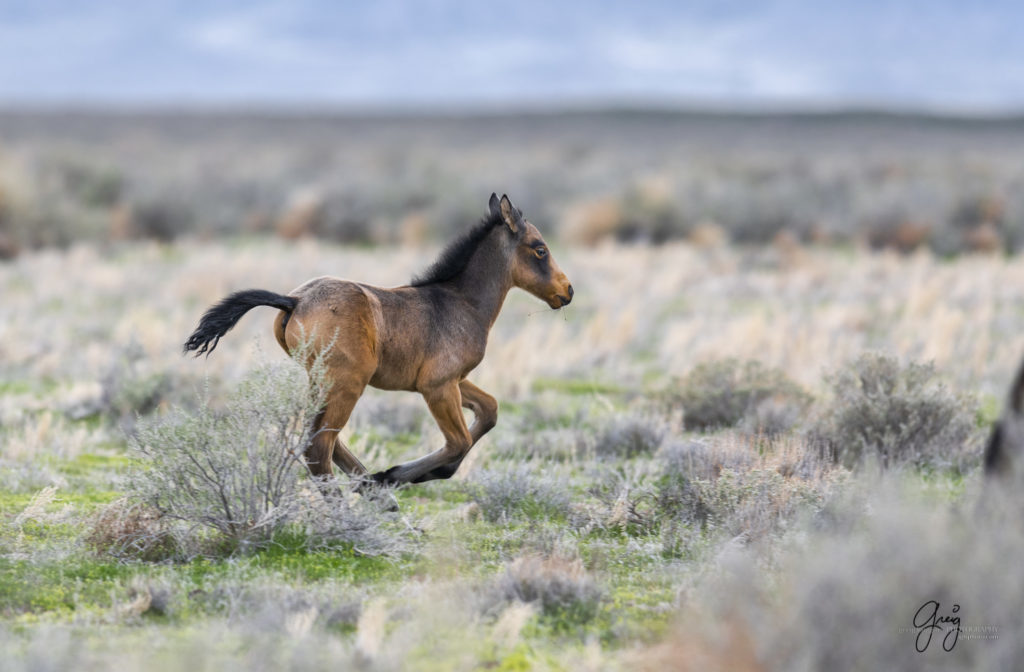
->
<box><xmin>499</xmin><ymin>194</ymin><xmax>521</xmax><ymax>233</ymax></box>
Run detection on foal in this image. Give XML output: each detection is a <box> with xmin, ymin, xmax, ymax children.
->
<box><xmin>184</xmin><ymin>193</ymin><xmax>573</xmax><ymax>485</ymax></box>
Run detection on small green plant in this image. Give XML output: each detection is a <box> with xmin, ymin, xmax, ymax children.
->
<box><xmin>814</xmin><ymin>353</ymin><xmax>977</xmax><ymax>469</ymax></box>
<box><xmin>671</xmin><ymin>359</ymin><xmax>810</xmax><ymax>433</ymax></box>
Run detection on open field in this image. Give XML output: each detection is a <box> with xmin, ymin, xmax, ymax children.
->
<box><xmin>2</xmin><ymin>236</ymin><xmax>1024</xmax><ymax>669</ymax></box>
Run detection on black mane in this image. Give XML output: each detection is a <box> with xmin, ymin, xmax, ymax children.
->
<box><xmin>410</xmin><ymin>212</ymin><xmax>502</xmax><ymax>286</ymax></box>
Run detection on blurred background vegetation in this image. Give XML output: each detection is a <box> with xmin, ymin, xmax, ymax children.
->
<box><xmin>1</xmin><ymin>109</ymin><xmax>1023</xmax><ymax>257</ymax></box>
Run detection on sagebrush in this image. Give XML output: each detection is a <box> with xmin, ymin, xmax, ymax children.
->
<box><xmin>671</xmin><ymin>359</ymin><xmax>810</xmax><ymax>433</ymax></box>
<box><xmin>120</xmin><ymin>342</ymin><xmax>414</xmax><ymax>558</ymax></box>
<box><xmin>814</xmin><ymin>353</ymin><xmax>979</xmax><ymax>470</ymax></box>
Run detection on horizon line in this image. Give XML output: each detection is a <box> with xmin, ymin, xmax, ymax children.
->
<box><xmin>2</xmin><ymin>98</ymin><xmax>1024</xmax><ymax>122</ymax></box>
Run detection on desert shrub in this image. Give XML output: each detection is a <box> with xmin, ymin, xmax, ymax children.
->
<box><xmin>65</xmin><ymin>339</ymin><xmax>170</xmax><ymax>427</ymax></box>
<box><xmin>0</xmin><ymin>417</ymin><xmax>65</xmax><ymax>491</ymax></box>
<box><xmin>55</xmin><ymin>159</ymin><xmax>123</xmax><ymax>208</ymax></box>
<box><xmin>691</xmin><ymin>467</ymin><xmax>829</xmax><ymax>539</ymax></box>
<box><xmin>127</xmin><ymin>353</ymin><xmax>327</xmax><ymax>554</ymax></box>
<box><xmin>130</xmin><ymin>199</ymin><xmax>194</xmax><ymax>241</ymax></box>
<box><xmin>88</xmin><ymin>486</ymin><xmax>414</xmax><ymax>562</ymax></box>
<box><xmin>93</xmin><ymin>339</ymin><xmax>171</xmax><ymax>430</ymax></box>
<box><xmin>317</xmin><ymin>193</ymin><xmax>376</xmax><ymax>244</ymax></box>
<box><xmin>656</xmin><ymin>440</ymin><xmax>727</xmax><ymax>525</ymax></box>
<box><xmin>122</xmin><ymin>341</ymin><xmax>416</xmax><ymax>557</ymax></box>
<box><xmin>591</xmin><ymin>414</ymin><xmax>664</xmax><ymax>459</ymax></box>
<box><xmin>737</xmin><ymin>395</ymin><xmax>808</xmax><ymax>438</ymax></box>
<box><xmin>490</xmin><ymin>427</ymin><xmax>585</xmax><ymax>462</ymax></box>
<box><xmin>813</xmin><ymin>353</ymin><xmax>977</xmax><ymax>469</ymax></box>
<box><xmin>465</xmin><ymin>465</ymin><xmax>572</xmax><ymax>523</ymax></box>
<box><xmin>656</xmin><ymin>437</ymin><xmax>836</xmax><ymax>541</ymax></box>
<box><xmin>615</xmin><ymin>186</ymin><xmax>688</xmax><ymax>243</ymax></box>
<box><xmin>490</xmin><ymin>554</ymin><xmax>604</xmax><ymax>627</ymax></box>
<box><xmin>671</xmin><ymin>359</ymin><xmax>811</xmax><ymax>433</ymax></box>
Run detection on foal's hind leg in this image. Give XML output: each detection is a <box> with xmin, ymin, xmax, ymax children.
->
<box><xmin>307</xmin><ymin>382</ymin><xmax>369</xmax><ymax>480</ymax></box>
<box><xmin>418</xmin><ymin>379</ymin><xmax>498</xmax><ymax>481</ymax></box>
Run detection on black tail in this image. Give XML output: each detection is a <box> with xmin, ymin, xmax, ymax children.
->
<box><xmin>183</xmin><ymin>289</ymin><xmax>297</xmax><ymax>357</ymax></box>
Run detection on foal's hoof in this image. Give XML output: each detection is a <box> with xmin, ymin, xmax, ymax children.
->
<box><xmin>370</xmin><ymin>467</ymin><xmax>401</xmax><ymax>486</ymax></box>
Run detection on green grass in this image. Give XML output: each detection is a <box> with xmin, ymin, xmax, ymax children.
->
<box><xmin>0</xmin><ymin>489</ymin><xmax>121</xmax><ymax>515</ymax></box>
<box><xmin>58</xmin><ymin>453</ymin><xmax>136</xmax><ymax>479</ymax></box>
<box><xmin>0</xmin><ymin>556</ymin><xmax>138</xmax><ymax>617</ymax></box>
<box><xmin>530</xmin><ymin>377</ymin><xmax>626</xmax><ymax>396</ymax></box>
<box><xmin>0</xmin><ymin>381</ymin><xmax>36</xmax><ymax>396</ymax></box>
<box><xmin>0</xmin><ymin>378</ymin><xmax>62</xmax><ymax>397</ymax></box>
<box><xmin>249</xmin><ymin>544</ymin><xmax>410</xmax><ymax>583</ymax></box>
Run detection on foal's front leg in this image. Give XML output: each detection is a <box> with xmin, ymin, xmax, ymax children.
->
<box><xmin>415</xmin><ymin>379</ymin><xmax>497</xmax><ymax>481</ymax></box>
<box><xmin>371</xmin><ymin>381</ymin><xmax>472</xmax><ymax>485</ymax></box>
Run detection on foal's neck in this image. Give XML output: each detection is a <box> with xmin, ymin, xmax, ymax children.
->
<box><xmin>450</xmin><ymin>233</ymin><xmax>513</xmax><ymax>329</ymax></box>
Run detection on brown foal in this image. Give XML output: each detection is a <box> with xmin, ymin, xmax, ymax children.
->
<box><xmin>184</xmin><ymin>193</ymin><xmax>573</xmax><ymax>486</ymax></box>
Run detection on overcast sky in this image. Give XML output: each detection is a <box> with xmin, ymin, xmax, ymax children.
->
<box><xmin>1</xmin><ymin>0</ymin><xmax>1022</xmax><ymax>111</ymax></box>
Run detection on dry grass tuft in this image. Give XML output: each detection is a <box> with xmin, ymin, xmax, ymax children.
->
<box><xmin>84</xmin><ymin>497</ymin><xmax>179</xmax><ymax>561</ymax></box>
<box><xmin>491</xmin><ymin>553</ymin><xmax>604</xmax><ymax>625</ymax></box>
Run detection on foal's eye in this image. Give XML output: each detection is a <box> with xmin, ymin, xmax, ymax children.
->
<box><xmin>534</xmin><ymin>246</ymin><xmax>548</xmax><ymax>259</ymax></box>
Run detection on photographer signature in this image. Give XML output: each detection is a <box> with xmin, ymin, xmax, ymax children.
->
<box><xmin>913</xmin><ymin>600</ymin><xmax>961</xmax><ymax>652</ymax></box>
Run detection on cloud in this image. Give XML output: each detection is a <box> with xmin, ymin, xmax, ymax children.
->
<box><xmin>183</xmin><ymin>5</ymin><xmax>323</xmax><ymax>65</ymax></box>
<box><xmin>0</xmin><ymin>0</ymin><xmax>1021</xmax><ymax>109</ymax></box>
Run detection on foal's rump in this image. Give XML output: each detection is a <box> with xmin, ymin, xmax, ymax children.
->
<box><xmin>276</xmin><ymin>276</ymin><xmax>382</xmax><ymax>361</ymax></box>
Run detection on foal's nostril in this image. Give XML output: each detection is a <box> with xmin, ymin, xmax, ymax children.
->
<box><xmin>568</xmin><ymin>284</ymin><xmax>574</xmax><ymax>300</ymax></box>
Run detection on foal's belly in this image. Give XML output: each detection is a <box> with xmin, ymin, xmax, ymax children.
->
<box><xmin>368</xmin><ymin>338</ymin><xmax>484</xmax><ymax>392</ymax></box>
<box><xmin>368</xmin><ymin>330</ymin><xmax>429</xmax><ymax>391</ymax></box>
<box><xmin>367</xmin><ymin>368</ymin><xmax>418</xmax><ymax>392</ymax></box>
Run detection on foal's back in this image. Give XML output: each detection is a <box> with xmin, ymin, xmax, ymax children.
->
<box><xmin>273</xmin><ymin>276</ymin><xmax>483</xmax><ymax>393</ymax></box>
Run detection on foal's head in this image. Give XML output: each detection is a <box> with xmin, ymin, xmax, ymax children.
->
<box><xmin>490</xmin><ymin>193</ymin><xmax>574</xmax><ymax>309</ymax></box>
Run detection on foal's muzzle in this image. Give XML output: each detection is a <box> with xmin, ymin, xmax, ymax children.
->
<box><xmin>555</xmin><ymin>284</ymin><xmax>574</xmax><ymax>308</ymax></box>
